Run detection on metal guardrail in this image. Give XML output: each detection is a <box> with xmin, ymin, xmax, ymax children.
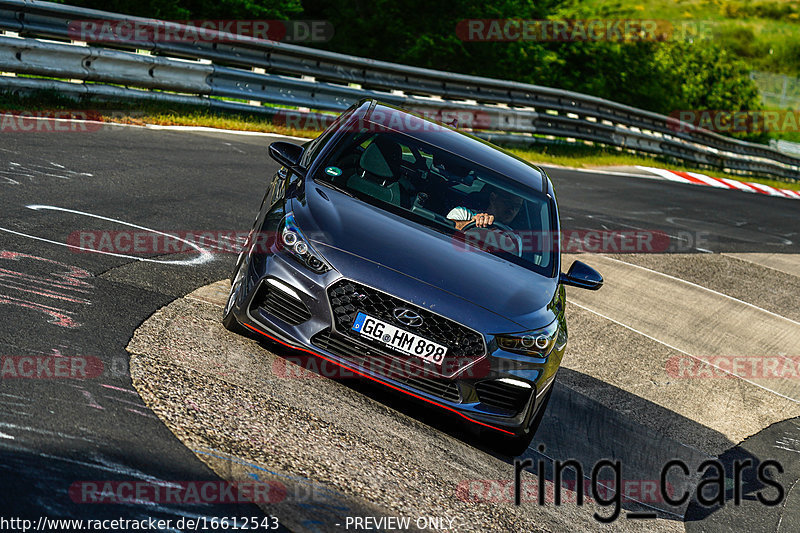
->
<box><xmin>0</xmin><ymin>0</ymin><xmax>798</xmax><ymax>181</ymax></box>
<box><xmin>0</xmin><ymin>35</ymin><xmax>212</xmax><ymax>91</ymax></box>
<box><xmin>771</xmin><ymin>139</ymin><xmax>800</xmax><ymax>157</ymax></box>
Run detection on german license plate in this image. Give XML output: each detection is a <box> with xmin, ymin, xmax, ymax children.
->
<box><xmin>351</xmin><ymin>312</ymin><xmax>447</xmax><ymax>365</ymax></box>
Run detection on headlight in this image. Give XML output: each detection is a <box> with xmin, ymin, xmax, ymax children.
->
<box><xmin>279</xmin><ymin>213</ymin><xmax>331</xmax><ymax>274</ymax></box>
<box><xmin>495</xmin><ymin>320</ymin><xmax>563</xmax><ymax>357</ymax></box>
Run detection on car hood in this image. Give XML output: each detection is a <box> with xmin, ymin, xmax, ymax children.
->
<box><xmin>292</xmin><ymin>185</ymin><xmax>558</xmax><ymax>331</ymax></box>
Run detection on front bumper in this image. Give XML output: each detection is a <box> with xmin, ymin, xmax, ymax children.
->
<box><xmin>231</xmin><ymin>252</ymin><xmax>563</xmax><ymax>437</ymax></box>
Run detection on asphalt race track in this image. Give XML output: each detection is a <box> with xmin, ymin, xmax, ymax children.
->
<box><xmin>0</xmin><ymin>121</ymin><xmax>798</xmax><ymax>532</ymax></box>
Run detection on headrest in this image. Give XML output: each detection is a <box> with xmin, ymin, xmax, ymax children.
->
<box><xmin>359</xmin><ymin>137</ymin><xmax>402</xmax><ymax>179</ymax></box>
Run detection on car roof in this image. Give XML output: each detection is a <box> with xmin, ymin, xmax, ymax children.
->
<box><xmin>346</xmin><ymin>100</ymin><xmax>547</xmax><ymax>194</ymax></box>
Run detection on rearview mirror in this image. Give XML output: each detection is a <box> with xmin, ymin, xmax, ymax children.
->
<box><xmin>560</xmin><ymin>260</ymin><xmax>603</xmax><ymax>290</ymax></box>
<box><xmin>268</xmin><ymin>141</ymin><xmax>305</xmax><ymax>174</ymax></box>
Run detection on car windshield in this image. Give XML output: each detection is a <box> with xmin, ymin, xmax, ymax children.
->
<box><xmin>314</xmin><ymin>129</ymin><xmax>556</xmax><ymax>276</ymax></box>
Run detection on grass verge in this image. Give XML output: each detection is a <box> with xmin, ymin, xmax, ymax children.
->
<box><xmin>1</xmin><ymin>90</ymin><xmax>798</xmax><ymax>190</ymax></box>
<box><xmin>508</xmin><ymin>144</ymin><xmax>800</xmax><ymax>191</ymax></box>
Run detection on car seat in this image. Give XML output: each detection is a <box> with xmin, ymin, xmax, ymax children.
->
<box><xmin>347</xmin><ymin>136</ymin><xmax>414</xmax><ymax>207</ymax></box>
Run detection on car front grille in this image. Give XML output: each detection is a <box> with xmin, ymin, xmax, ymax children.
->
<box><xmin>253</xmin><ymin>281</ymin><xmax>312</xmax><ymax>326</ymax></box>
<box><xmin>474</xmin><ymin>380</ymin><xmax>532</xmax><ymax>414</ymax></box>
<box><xmin>326</xmin><ymin>279</ymin><xmax>485</xmax><ymax>378</ymax></box>
<box><xmin>311</xmin><ymin>328</ymin><xmax>461</xmax><ymax>403</ymax></box>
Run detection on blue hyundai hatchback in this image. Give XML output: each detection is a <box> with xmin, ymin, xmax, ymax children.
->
<box><xmin>223</xmin><ymin>99</ymin><xmax>602</xmax><ymax>454</ymax></box>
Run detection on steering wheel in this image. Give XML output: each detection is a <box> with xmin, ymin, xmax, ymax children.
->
<box><xmin>461</xmin><ymin>219</ymin><xmax>523</xmax><ymax>257</ymax></box>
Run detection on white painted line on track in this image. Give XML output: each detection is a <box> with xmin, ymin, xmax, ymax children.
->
<box><xmin>0</xmin><ymin>205</ymin><xmax>213</xmax><ymax>266</ymax></box>
<box><xmin>570</xmin><ymin>301</ymin><xmax>800</xmax><ymax>405</ymax></box>
<box><xmin>722</xmin><ymin>253</ymin><xmax>800</xmax><ymax>279</ymax></box>
<box><xmin>600</xmin><ymin>255</ymin><xmax>800</xmax><ymax>327</ymax></box>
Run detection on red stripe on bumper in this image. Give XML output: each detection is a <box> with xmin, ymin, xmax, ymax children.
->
<box><xmin>242</xmin><ymin>322</ymin><xmax>517</xmax><ymax>436</ymax></box>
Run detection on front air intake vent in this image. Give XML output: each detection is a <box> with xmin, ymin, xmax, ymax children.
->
<box><xmin>253</xmin><ymin>280</ymin><xmax>311</xmax><ymax>326</ymax></box>
<box><xmin>475</xmin><ymin>380</ymin><xmax>531</xmax><ymax>414</ymax></box>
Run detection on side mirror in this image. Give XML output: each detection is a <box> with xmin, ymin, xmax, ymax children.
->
<box><xmin>268</xmin><ymin>141</ymin><xmax>305</xmax><ymax>174</ymax></box>
<box><xmin>560</xmin><ymin>260</ymin><xmax>603</xmax><ymax>290</ymax></box>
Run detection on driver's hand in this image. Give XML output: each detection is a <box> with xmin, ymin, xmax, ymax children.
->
<box><xmin>452</xmin><ymin>213</ymin><xmax>494</xmax><ymax>231</ymax></box>
<box><xmin>472</xmin><ymin>213</ymin><xmax>494</xmax><ymax>227</ymax></box>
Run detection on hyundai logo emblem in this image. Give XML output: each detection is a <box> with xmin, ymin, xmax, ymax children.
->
<box><xmin>393</xmin><ymin>308</ymin><xmax>423</xmax><ymax>327</ymax></box>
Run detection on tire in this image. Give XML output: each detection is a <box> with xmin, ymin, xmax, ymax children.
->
<box><xmin>496</xmin><ymin>383</ymin><xmax>554</xmax><ymax>456</ymax></box>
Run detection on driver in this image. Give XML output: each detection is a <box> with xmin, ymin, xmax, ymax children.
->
<box><xmin>447</xmin><ymin>185</ymin><xmax>524</xmax><ymax>231</ymax></box>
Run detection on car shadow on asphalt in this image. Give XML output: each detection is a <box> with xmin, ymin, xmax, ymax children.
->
<box><xmin>257</xmin><ymin>336</ymin><xmax>784</xmax><ymax>527</ymax></box>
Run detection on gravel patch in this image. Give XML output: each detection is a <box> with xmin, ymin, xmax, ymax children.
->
<box><xmin>127</xmin><ymin>281</ymin><xmax>682</xmax><ymax>533</ymax></box>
